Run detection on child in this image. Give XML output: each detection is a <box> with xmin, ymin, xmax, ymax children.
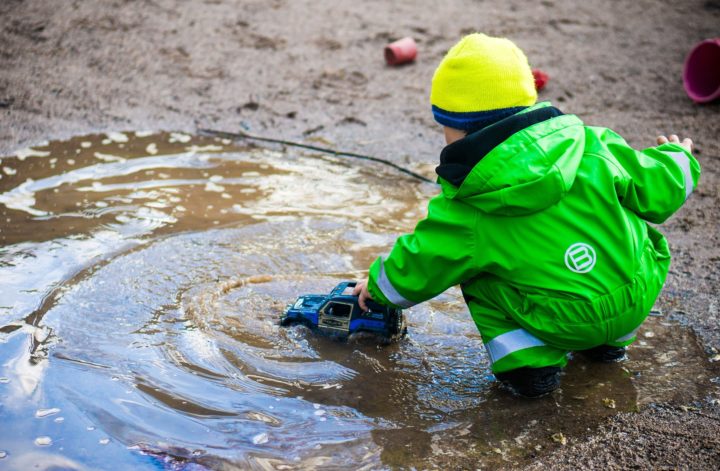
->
<box><xmin>353</xmin><ymin>33</ymin><xmax>700</xmax><ymax>397</ymax></box>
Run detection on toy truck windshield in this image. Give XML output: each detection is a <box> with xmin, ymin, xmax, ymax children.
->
<box><xmin>293</xmin><ymin>296</ymin><xmax>325</xmax><ymax>309</ymax></box>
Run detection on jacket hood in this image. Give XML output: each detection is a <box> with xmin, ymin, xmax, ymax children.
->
<box><xmin>437</xmin><ymin>102</ymin><xmax>586</xmax><ymax>216</ymax></box>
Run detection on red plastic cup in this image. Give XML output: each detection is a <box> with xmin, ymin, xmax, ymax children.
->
<box><xmin>683</xmin><ymin>38</ymin><xmax>720</xmax><ymax>103</ymax></box>
<box><xmin>384</xmin><ymin>37</ymin><xmax>417</xmax><ymax>66</ymax></box>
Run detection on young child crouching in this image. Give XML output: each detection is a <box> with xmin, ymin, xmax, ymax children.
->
<box><xmin>353</xmin><ymin>33</ymin><xmax>700</xmax><ymax>397</ymax></box>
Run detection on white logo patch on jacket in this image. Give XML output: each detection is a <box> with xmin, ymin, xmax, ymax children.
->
<box><xmin>565</xmin><ymin>242</ymin><xmax>596</xmax><ymax>273</ymax></box>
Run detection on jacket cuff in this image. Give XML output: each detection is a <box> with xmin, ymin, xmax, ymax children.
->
<box><xmin>367</xmin><ymin>257</ymin><xmax>392</xmax><ymax>306</ymax></box>
<box><xmin>655</xmin><ymin>143</ymin><xmax>700</xmax><ymax>198</ymax></box>
<box><xmin>367</xmin><ymin>257</ymin><xmax>417</xmax><ymax>309</ymax></box>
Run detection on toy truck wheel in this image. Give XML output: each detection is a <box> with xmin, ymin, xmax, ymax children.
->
<box><xmin>389</xmin><ymin>311</ymin><xmax>406</xmax><ymax>337</ymax></box>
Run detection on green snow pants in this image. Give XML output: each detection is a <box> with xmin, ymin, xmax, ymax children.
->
<box><xmin>464</xmin><ymin>234</ymin><xmax>670</xmax><ymax>374</ymax></box>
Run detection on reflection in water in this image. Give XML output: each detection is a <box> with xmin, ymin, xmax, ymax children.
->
<box><xmin>0</xmin><ymin>132</ymin><xmax>717</xmax><ymax>469</ymax></box>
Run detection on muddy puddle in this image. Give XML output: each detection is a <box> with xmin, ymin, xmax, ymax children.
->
<box><xmin>1</xmin><ymin>132</ymin><xmax>718</xmax><ymax>470</ymax></box>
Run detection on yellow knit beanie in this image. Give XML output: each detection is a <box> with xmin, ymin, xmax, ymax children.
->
<box><xmin>430</xmin><ymin>33</ymin><xmax>537</xmax><ymax>130</ymax></box>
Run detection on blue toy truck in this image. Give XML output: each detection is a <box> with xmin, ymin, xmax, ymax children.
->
<box><xmin>280</xmin><ymin>281</ymin><xmax>406</xmax><ymax>340</ymax></box>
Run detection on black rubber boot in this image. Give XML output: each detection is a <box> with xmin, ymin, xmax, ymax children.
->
<box><xmin>578</xmin><ymin>345</ymin><xmax>626</xmax><ymax>363</ymax></box>
<box><xmin>494</xmin><ymin>366</ymin><xmax>562</xmax><ymax>398</ymax></box>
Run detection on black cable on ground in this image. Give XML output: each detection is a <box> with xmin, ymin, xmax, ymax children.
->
<box><xmin>197</xmin><ymin>128</ymin><xmax>435</xmax><ymax>184</ymax></box>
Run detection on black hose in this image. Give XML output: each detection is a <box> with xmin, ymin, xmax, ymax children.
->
<box><xmin>197</xmin><ymin>128</ymin><xmax>435</xmax><ymax>184</ymax></box>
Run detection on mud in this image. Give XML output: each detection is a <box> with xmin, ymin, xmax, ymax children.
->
<box><xmin>0</xmin><ymin>133</ymin><xmax>718</xmax><ymax>470</ymax></box>
<box><xmin>1</xmin><ymin>0</ymin><xmax>720</xmax><ymax>469</ymax></box>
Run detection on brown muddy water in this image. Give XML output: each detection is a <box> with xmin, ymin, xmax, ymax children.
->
<box><xmin>0</xmin><ymin>132</ymin><xmax>718</xmax><ymax>470</ymax></box>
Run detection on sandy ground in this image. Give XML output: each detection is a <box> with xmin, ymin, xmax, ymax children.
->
<box><xmin>2</xmin><ymin>0</ymin><xmax>720</xmax><ymax>468</ymax></box>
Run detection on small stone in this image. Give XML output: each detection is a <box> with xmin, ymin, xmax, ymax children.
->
<box><xmin>0</xmin><ymin>451</ymin><xmax>7</xmax><ymax>458</ymax></box>
<box><xmin>99</xmin><ymin>438</ymin><xmax>110</xmax><ymax>445</ymax></box>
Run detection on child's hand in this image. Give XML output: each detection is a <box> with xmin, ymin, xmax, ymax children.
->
<box><xmin>352</xmin><ymin>279</ymin><xmax>373</xmax><ymax>311</ymax></box>
<box><xmin>657</xmin><ymin>134</ymin><xmax>693</xmax><ymax>152</ymax></box>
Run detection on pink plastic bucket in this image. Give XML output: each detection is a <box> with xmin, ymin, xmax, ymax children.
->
<box><xmin>384</xmin><ymin>37</ymin><xmax>417</xmax><ymax>66</ymax></box>
<box><xmin>683</xmin><ymin>38</ymin><xmax>720</xmax><ymax>103</ymax></box>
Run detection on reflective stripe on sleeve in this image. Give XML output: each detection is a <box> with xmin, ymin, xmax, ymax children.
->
<box><xmin>485</xmin><ymin>329</ymin><xmax>546</xmax><ymax>364</ymax></box>
<box><xmin>664</xmin><ymin>151</ymin><xmax>694</xmax><ymax>199</ymax></box>
<box><xmin>376</xmin><ymin>259</ymin><xmax>416</xmax><ymax>308</ymax></box>
<box><xmin>614</xmin><ymin>326</ymin><xmax>640</xmax><ymax>343</ymax></box>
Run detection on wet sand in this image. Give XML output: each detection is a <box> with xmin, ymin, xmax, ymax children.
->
<box><xmin>2</xmin><ymin>0</ymin><xmax>720</xmax><ymax>468</ymax></box>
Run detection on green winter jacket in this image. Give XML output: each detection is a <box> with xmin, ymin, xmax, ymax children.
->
<box><xmin>367</xmin><ymin>102</ymin><xmax>701</xmax><ymax>350</ymax></box>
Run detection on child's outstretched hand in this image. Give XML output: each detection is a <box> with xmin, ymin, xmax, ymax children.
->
<box><xmin>352</xmin><ymin>279</ymin><xmax>373</xmax><ymax>311</ymax></box>
<box><xmin>657</xmin><ymin>134</ymin><xmax>693</xmax><ymax>152</ymax></box>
